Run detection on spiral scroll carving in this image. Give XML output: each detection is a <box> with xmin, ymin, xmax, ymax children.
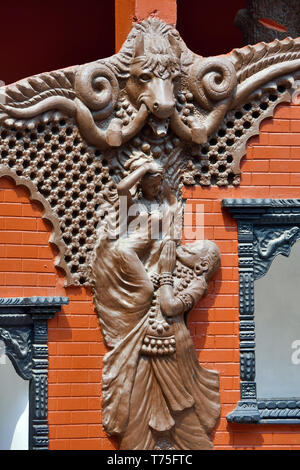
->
<box><xmin>75</xmin><ymin>62</ymin><xmax>119</xmax><ymax>121</ymax></box>
<box><xmin>189</xmin><ymin>57</ymin><xmax>237</xmax><ymax>110</ymax></box>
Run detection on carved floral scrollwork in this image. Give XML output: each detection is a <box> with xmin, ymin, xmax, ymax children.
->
<box><xmin>1</xmin><ymin>20</ymin><xmax>300</xmax><ymax>159</ymax></box>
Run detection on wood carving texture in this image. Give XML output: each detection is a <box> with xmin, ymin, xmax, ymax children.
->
<box><xmin>0</xmin><ymin>19</ymin><xmax>300</xmax><ymax>285</ymax></box>
<box><xmin>0</xmin><ymin>18</ymin><xmax>300</xmax><ymax>449</ymax></box>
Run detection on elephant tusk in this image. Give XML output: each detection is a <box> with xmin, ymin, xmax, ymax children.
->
<box><xmin>106</xmin><ymin>103</ymin><xmax>149</xmax><ymax>147</ymax></box>
<box><xmin>205</xmin><ymin>97</ymin><xmax>233</xmax><ymax>136</ymax></box>
<box><xmin>170</xmin><ymin>98</ymin><xmax>233</xmax><ymax>145</ymax></box>
<box><xmin>170</xmin><ymin>109</ymin><xmax>193</xmax><ymax>141</ymax></box>
<box><xmin>75</xmin><ymin>99</ymin><xmax>149</xmax><ymax>149</ymax></box>
<box><xmin>120</xmin><ymin>103</ymin><xmax>149</xmax><ymax>144</ymax></box>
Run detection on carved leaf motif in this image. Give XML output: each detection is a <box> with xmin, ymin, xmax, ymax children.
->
<box><xmin>229</xmin><ymin>37</ymin><xmax>300</xmax><ymax>84</ymax></box>
<box><xmin>1</xmin><ymin>69</ymin><xmax>76</xmax><ymax>110</ymax></box>
<box><xmin>16</xmin><ymin>82</ymin><xmax>36</xmax><ymax>99</ymax></box>
<box><xmin>27</xmin><ymin>76</ymin><xmax>54</xmax><ymax>93</ymax></box>
<box><xmin>5</xmin><ymin>85</ymin><xmax>27</xmax><ymax>102</ymax></box>
<box><xmin>0</xmin><ymin>327</ymin><xmax>32</xmax><ymax>380</ymax></box>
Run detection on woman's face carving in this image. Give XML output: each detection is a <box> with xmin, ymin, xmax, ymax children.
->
<box><xmin>140</xmin><ymin>173</ymin><xmax>162</xmax><ymax>200</ymax></box>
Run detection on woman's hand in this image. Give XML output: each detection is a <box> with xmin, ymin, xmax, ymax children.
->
<box><xmin>159</xmin><ymin>240</ymin><xmax>176</xmax><ymax>273</ymax></box>
<box><xmin>145</xmin><ymin>162</ymin><xmax>163</xmax><ymax>175</ymax></box>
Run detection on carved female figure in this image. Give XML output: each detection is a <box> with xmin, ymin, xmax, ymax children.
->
<box><xmin>92</xmin><ymin>155</ymin><xmax>180</xmax><ymax>346</ymax></box>
<box><xmin>92</xmin><ymin>233</ymin><xmax>221</xmax><ymax>449</ymax></box>
<box><xmin>117</xmin><ymin>154</ymin><xmax>181</xmax><ymax>260</ymax></box>
<box><xmin>117</xmin><ymin>156</ymin><xmax>175</xmax><ymax>239</ymax></box>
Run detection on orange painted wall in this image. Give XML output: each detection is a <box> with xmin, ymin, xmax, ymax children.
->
<box><xmin>1</xmin><ymin>100</ymin><xmax>300</xmax><ymax>449</ymax></box>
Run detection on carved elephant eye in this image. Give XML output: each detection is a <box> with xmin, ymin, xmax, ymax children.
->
<box><xmin>139</xmin><ymin>73</ymin><xmax>152</xmax><ymax>83</ymax></box>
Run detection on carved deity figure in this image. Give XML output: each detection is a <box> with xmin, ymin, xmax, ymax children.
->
<box><xmin>118</xmin><ymin>156</ymin><xmax>180</xmax><ymax>238</ymax></box>
<box><xmin>92</xmin><ymin>153</ymin><xmax>181</xmax><ymax>345</ymax></box>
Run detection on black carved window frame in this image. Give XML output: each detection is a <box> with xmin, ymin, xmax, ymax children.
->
<box><xmin>0</xmin><ymin>296</ymin><xmax>68</xmax><ymax>449</ymax></box>
<box><xmin>223</xmin><ymin>199</ymin><xmax>300</xmax><ymax>424</ymax></box>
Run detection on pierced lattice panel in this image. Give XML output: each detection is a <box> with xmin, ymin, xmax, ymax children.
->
<box><xmin>0</xmin><ymin>112</ymin><xmax>116</xmax><ymax>285</ymax></box>
<box><xmin>180</xmin><ymin>83</ymin><xmax>289</xmax><ymax>186</ymax></box>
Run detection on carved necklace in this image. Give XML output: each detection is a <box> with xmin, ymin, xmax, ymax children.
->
<box><xmin>173</xmin><ymin>261</ymin><xmax>196</xmax><ymax>294</ymax></box>
<box><xmin>142</xmin><ymin>262</ymin><xmax>206</xmax><ymax>357</ymax></box>
<box><xmin>141</xmin><ymin>289</ymin><xmax>176</xmax><ymax>357</ymax></box>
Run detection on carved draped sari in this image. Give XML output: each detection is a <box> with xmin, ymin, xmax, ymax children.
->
<box><xmin>92</xmin><ymin>228</ymin><xmax>220</xmax><ymax>449</ymax></box>
<box><xmin>91</xmin><ymin>178</ymin><xmax>220</xmax><ymax>449</ymax></box>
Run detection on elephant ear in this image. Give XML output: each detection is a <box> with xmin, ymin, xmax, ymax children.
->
<box><xmin>134</xmin><ymin>32</ymin><xmax>145</xmax><ymax>58</ymax></box>
<box><xmin>168</xmin><ymin>33</ymin><xmax>182</xmax><ymax>59</ymax></box>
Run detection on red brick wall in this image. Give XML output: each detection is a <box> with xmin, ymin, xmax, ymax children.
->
<box><xmin>183</xmin><ymin>100</ymin><xmax>300</xmax><ymax>450</ymax></box>
<box><xmin>1</xmin><ymin>100</ymin><xmax>300</xmax><ymax>449</ymax></box>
